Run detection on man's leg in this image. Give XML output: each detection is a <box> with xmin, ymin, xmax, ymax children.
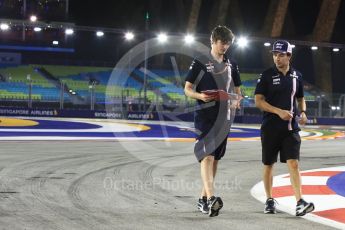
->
<box><xmin>200</xmin><ymin>155</ymin><xmax>215</xmax><ymax>198</ymax></box>
<box><xmin>263</xmin><ymin>163</ymin><xmax>278</xmax><ymax>214</ymax></box>
<box><xmin>213</xmin><ymin>160</ymin><xmax>218</xmax><ymax>177</ymax></box>
<box><xmin>200</xmin><ymin>187</ymin><xmax>207</xmax><ymax>198</ymax></box>
<box><xmin>197</xmin><ymin>122</ymin><xmax>225</xmax><ymax>216</ymax></box>
<box><xmin>286</xmin><ymin>159</ymin><xmax>302</xmax><ymax>201</ymax></box>
<box><xmin>200</xmin><ymin>159</ymin><xmax>218</xmax><ymax>198</ymax></box>
<box><xmin>201</xmin><ymin>156</ymin><xmax>223</xmax><ymax>217</ymax></box>
<box><xmin>263</xmin><ymin>164</ymin><xmax>274</xmax><ymax>199</ymax></box>
<box><xmin>287</xmin><ymin>159</ymin><xmax>315</xmax><ymax>216</ymax></box>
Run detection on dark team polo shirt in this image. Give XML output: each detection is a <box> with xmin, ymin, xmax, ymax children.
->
<box><xmin>185</xmin><ymin>53</ymin><xmax>242</xmax><ymax>120</ymax></box>
<box><xmin>254</xmin><ymin>66</ymin><xmax>304</xmax><ymax>131</ymax></box>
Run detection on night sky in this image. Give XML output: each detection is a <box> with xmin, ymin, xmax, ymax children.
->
<box><xmin>1</xmin><ymin>0</ymin><xmax>344</xmax><ymax>92</ymax></box>
<box><xmin>69</xmin><ymin>0</ymin><xmax>345</xmax><ymax>43</ymax></box>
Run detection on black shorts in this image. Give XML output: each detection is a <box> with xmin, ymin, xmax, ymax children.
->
<box><xmin>194</xmin><ymin>116</ymin><xmax>231</xmax><ymax>162</ymax></box>
<box><xmin>260</xmin><ymin>128</ymin><xmax>301</xmax><ymax>165</ymax></box>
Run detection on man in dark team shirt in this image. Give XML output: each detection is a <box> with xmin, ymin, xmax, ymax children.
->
<box><xmin>255</xmin><ymin>40</ymin><xmax>315</xmax><ymax>216</ymax></box>
<box><xmin>184</xmin><ymin>25</ymin><xmax>242</xmax><ymax>217</ymax></box>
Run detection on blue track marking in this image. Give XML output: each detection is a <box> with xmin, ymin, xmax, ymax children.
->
<box><xmin>327</xmin><ymin>171</ymin><xmax>345</xmax><ymax>197</ymax></box>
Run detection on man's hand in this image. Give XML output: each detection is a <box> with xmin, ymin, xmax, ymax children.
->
<box><xmin>277</xmin><ymin>109</ymin><xmax>293</xmax><ymax>121</ymax></box>
<box><xmin>199</xmin><ymin>93</ymin><xmax>216</xmax><ymax>102</ymax></box>
<box><xmin>229</xmin><ymin>95</ymin><xmax>243</xmax><ymax>109</ymax></box>
<box><xmin>299</xmin><ymin>112</ymin><xmax>308</xmax><ymax>125</ymax></box>
<box><xmin>236</xmin><ymin>95</ymin><xmax>243</xmax><ymax>109</ymax></box>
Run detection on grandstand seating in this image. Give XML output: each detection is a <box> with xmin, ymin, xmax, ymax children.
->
<box><xmin>0</xmin><ymin>64</ymin><xmax>317</xmax><ymax>108</ymax></box>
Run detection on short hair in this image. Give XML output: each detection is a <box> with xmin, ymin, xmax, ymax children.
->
<box><xmin>210</xmin><ymin>25</ymin><xmax>235</xmax><ymax>44</ymax></box>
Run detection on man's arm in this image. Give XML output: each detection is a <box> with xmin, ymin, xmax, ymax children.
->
<box><xmin>297</xmin><ymin>97</ymin><xmax>308</xmax><ymax>125</ymax></box>
<box><xmin>234</xmin><ymin>86</ymin><xmax>241</xmax><ymax>95</ymax></box>
<box><xmin>184</xmin><ymin>81</ymin><xmax>215</xmax><ymax>102</ymax></box>
<box><xmin>255</xmin><ymin>94</ymin><xmax>293</xmax><ymax>121</ymax></box>
<box><xmin>234</xmin><ymin>86</ymin><xmax>242</xmax><ymax>108</ymax></box>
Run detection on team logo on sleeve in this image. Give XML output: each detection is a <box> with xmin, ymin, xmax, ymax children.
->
<box><xmin>189</xmin><ymin>61</ymin><xmax>195</xmax><ymax>70</ymax></box>
<box><xmin>257</xmin><ymin>74</ymin><xmax>262</xmax><ymax>83</ymax></box>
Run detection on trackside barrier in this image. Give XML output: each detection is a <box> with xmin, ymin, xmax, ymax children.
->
<box><xmin>1</xmin><ymin>107</ymin><xmax>345</xmax><ymax>125</ymax></box>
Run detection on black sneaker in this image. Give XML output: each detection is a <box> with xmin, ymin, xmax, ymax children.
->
<box><xmin>296</xmin><ymin>199</ymin><xmax>315</xmax><ymax>216</ymax></box>
<box><xmin>207</xmin><ymin>196</ymin><xmax>223</xmax><ymax>217</ymax></box>
<box><xmin>264</xmin><ymin>198</ymin><xmax>277</xmax><ymax>214</ymax></box>
<box><xmin>197</xmin><ymin>196</ymin><xmax>208</xmax><ymax>214</ymax></box>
